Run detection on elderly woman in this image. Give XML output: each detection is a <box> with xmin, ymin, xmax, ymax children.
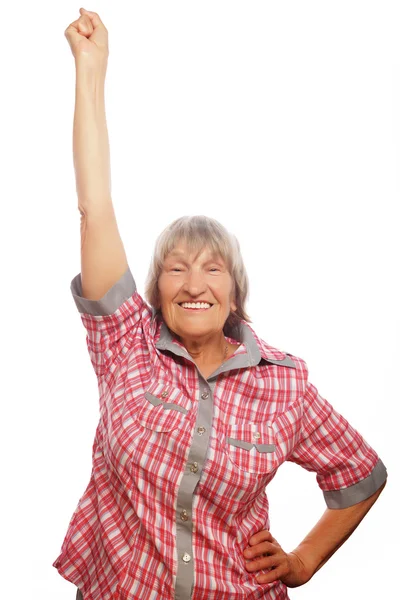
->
<box><xmin>55</xmin><ymin>8</ymin><xmax>387</xmax><ymax>600</ymax></box>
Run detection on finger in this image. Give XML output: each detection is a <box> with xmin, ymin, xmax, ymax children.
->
<box><xmin>270</xmin><ymin>534</ymin><xmax>279</xmax><ymax>544</ymax></box>
<box><xmin>256</xmin><ymin>563</ymin><xmax>289</xmax><ymax>585</ymax></box>
<box><xmin>64</xmin><ymin>18</ymin><xmax>85</xmax><ymax>43</ymax></box>
<box><xmin>244</xmin><ymin>541</ymin><xmax>276</xmax><ymax>560</ymax></box>
<box><xmin>79</xmin><ymin>8</ymin><xmax>107</xmax><ymax>30</ymax></box>
<box><xmin>77</xmin><ymin>16</ymin><xmax>93</xmax><ymax>34</ymax></box>
<box><xmin>248</xmin><ymin>530</ymin><xmax>273</xmax><ymax>546</ymax></box>
<box><xmin>64</xmin><ymin>14</ymin><xmax>90</xmax><ymax>34</ymax></box>
<box><xmin>255</xmin><ymin>567</ymin><xmax>282</xmax><ymax>585</ymax></box>
<box><xmin>245</xmin><ymin>554</ymin><xmax>279</xmax><ymax>572</ymax></box>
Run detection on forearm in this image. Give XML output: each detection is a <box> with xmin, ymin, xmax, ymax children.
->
<box><xmin>73</xmin><ymin>61</ymin><xmax>112</xmax><ymax>213</ymax></box>
<box><xmin>291</xmin><ymin>480</ymin><xmax>386</xmax><ymax>577</ymax></box>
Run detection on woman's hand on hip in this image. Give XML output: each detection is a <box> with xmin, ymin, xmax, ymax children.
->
<box><xmin>243</xmin><ymin>529</ymin><xmax>312</xmax><ymax>588</ymax></box>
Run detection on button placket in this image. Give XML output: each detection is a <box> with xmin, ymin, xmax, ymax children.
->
<box><xmin>174</xmin><ymin>377</ymin><xmax>213</xmax><ymax>599</ymax></box>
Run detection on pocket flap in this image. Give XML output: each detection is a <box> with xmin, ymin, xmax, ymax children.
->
<box><xmin>137</xmin><ymin>380</ymin><xmax>193</xmax><ymax>432</ymax></box>
<box><xmin>225</xmin><ymin>422</ymin><xmax>278</xmax><ymax>473</ymax></box>
<box><xmin>226</xmin><ymin>437</ymin><xmax>276</xmax><ymax>453</ymax></box>
<box><xmin>144</xmin><ymin>391</ymin><xmax>189</xmax><ymax>414</ymax></box>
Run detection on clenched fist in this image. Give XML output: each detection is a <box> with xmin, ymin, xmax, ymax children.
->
<box><xmin>64</xmin><ymin>8</ymin><xmax>109</xmax><ymax>70</ymax></box>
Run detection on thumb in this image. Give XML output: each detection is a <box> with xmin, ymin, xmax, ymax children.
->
<box><xmin>78</xmin><ymin>7</ymin><xmax>108</xmax><ymax>50</ymax></box>
<box><xmin>79</xmin><ymin>7</ymin><xmax>106</xmax><ymax>29</ymax></box>
<box><xmin>64</xmin><ymin>12</ymin><xmax>92</xmax><ymax>46</ymax></box>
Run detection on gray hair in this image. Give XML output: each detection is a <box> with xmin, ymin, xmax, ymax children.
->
<box><xmin>145</xmin><ymin>215</ymin><xmax>251</xmax><ymax>335</ymax></box>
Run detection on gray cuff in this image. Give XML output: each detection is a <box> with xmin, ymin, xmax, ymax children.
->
<box><xmin>323</xmin><ymin>458</ymin><xmax>387</xmax><ymax>509</ymax></box>
<box><xmin>70</xmin><ymin>266</ymin><xmax>136</xmax><ymax>316</ymax></box>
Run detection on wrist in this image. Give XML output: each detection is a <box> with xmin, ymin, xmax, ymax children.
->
<box><xmin>75</xmin><ymin>58</ymin><xmax>107</xmax><ymax>84</ymax></box>
<box><xmin>75</xmin><ymin>68</ymin><xmax>106</xmax><ymax>104</ymax></box>
<box><xmin>289</xmin><ymin>543</ymin><xmax>321</xmax><ymax>579</ymax></box>
<box><xmin>280</xmin><ymin>550</ymin><xmax>314</xmax><ymax>588</ymax></box>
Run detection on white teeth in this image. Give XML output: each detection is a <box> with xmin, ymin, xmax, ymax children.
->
<box><xmin>180</xmin><ymin>302</ymin><xmax>212</xmax><ymax>309</ymax></box>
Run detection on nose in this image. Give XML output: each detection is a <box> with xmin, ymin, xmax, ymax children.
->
<box><xmin>183</xmin><ymin>268</ymin><xmax>207</xmax><ymax>297</ymax></box>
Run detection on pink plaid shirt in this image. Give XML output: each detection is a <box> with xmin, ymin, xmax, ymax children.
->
<box><xmin>53</xmin><ymin>265</ymin><xmax>387</xmax><ymax>600</ymax></box>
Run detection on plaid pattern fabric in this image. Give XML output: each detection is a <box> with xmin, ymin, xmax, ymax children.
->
<box><xmin>53</xmin><ymin>266</ymin><xmax>386</xmax><ymax>600</ymax></box>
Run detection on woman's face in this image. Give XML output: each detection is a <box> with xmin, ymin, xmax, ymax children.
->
<box><xmin>158</xmin><ymin>243</ymin><xmax>237</xmax><ymax>342</ymax></box>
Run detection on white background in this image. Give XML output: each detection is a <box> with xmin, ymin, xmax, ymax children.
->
<box><xmin>1</xmin><ymin>1</ymin><xmax>398</xmax><ymax>598</ymax></box>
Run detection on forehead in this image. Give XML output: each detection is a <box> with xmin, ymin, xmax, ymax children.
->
<box><xmin>164</xmin><ymin>244</ymin><xmax>225</xmax><ymax>262</ymax></box>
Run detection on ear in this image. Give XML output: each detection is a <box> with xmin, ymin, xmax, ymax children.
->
<box><xmin>229</xmin><ymin>283</ymin><xmax>237</xmax><ymax>313</ymax></box>
<box><xmin>228</xmin><ymin>277</ymin><xmax>237</xmax><ymax>311</ymax></box>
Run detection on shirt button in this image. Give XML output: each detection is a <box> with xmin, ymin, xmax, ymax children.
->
<box><xmin>190</xmin><ymin>462</ymin><xmax>199</xmax><ymax>473</ymax></box>
<box><xmin>161</xmin><ymin>390</ymin><xmax>168</xmax><ymax>398</ymax></box>
<box><xmin>253</xmin><ymin>432</ymin><xmax>261</xmax><ymax>439</ymax></box>
<box><xmin>180</xmin><ymin>510</ymin><xmax>188</xmax><ymax>521</ymax></box>
<box><xmin>201</xmin><ymin>391</ymin><xmax>209</xmax><ymax>399</ymax></box>
<box><xmin>182</xmin><ymin>553</ymin><xmax>191</xmax><ymax>562</ymax></box>
<box><xmin>197</xmin><ymin>427</ymin><xmax>206</xmax><ymax>435</ymax></box>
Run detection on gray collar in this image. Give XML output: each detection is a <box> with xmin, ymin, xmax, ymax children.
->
<box><xmin>154</xmin><ymin>319</ymin><xmax>295</xmax><ymax>379</ymax></box>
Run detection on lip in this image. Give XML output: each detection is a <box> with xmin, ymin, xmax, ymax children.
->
<box><xmin>178</xmin><ymin>303</ymin><xmax>213</xmax><ymax>312</ymax></box>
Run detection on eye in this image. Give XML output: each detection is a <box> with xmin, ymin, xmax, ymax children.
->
<box><xmin>169</xmin><ymin>265</ymin><xmax>187</xmax><ymax>272</ymax></box>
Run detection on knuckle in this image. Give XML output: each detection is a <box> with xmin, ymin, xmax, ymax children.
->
<box><xmin>262</xmin><ymin>557</ymin><xmax>274</xmax><ymax>570</ymax></box>
<box><xmin>279</xmin><ymin>562</ymin><xmax>288</xmax><ymax>577</ymax></box>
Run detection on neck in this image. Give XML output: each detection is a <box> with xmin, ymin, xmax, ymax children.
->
<box><xmin>179</xmin><ymin>331</ymin><xmax>228</xmax><ymax>363</ymax></box>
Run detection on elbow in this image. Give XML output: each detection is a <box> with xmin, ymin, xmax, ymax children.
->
<box><xmin>360</xmin><ymin>478</ymin><xmax>387</xmax><ymax>510</ymax></box>
<box><xmin>375</xmin><ymin>477</ymin><xmax>387</xmax><ymax>497</ymax></box>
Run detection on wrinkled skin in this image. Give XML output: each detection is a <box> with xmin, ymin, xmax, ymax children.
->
<box><xmin>243</xmin><ymin>529</ymin><xmax>313</xmax><ymax>587</ymax></box>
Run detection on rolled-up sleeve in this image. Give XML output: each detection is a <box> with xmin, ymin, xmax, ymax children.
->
<box><xmin>70</xmin><ymin>265</ymin><xmax>152</xmax><ymax>379</ymax></box>
<box><xmin>289</xmin><ymin>380</ymin><xmax>388</xmax><ymax>508</ymax></box>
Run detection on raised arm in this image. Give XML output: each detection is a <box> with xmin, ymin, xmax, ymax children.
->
<box><xmin>65</xmin><ymin>8</ymin><xmax>128</xmax><ymax>301</ymax></box>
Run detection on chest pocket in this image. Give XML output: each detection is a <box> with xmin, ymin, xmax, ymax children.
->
<box><xmin>136</xmin><ymin>380</ymin><xmax>193</xmax><ymax>432</ymax></box>
<box><xmin>224</xmin><ymin>402</ymin><xmax>303</xmax><ymax>474</ymax></box>
<box><xmin>224</xmin><ymin>422</ymin><xmax>278</xmax><ymax>474</ymax></box>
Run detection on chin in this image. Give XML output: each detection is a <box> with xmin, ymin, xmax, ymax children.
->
<box><xmin>174</xmin><ymin>323</ymin><xmax>219</xmax><ymax>340</ymax></box>
<box><xmin>179</xmin><ymin>327</ymin><xmax>214</xmax><ymax>339</ymax></box>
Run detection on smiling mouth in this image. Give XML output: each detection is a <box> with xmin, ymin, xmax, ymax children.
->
<box><xmin>178</xmin><ymin>302</ymin><xmax>213</xmax><ymax>310</ymax></box>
